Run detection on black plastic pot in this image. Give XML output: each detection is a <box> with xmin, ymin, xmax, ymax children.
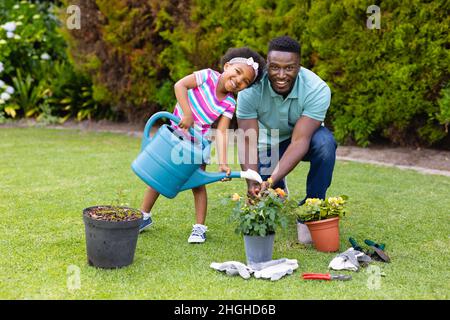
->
<box><xmin>83</xmin><ymin>206</ymin><xmax>143</xmax><ymax>269</ymax></box>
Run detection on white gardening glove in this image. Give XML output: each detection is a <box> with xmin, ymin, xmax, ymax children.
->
<box><xmin>210</xmin><ymin>261</ymin><xmax>252</xmax><ymax>279</ymax></box>
<box><xmin>253</xmin><ymin>259</ymin><xmax>299</xmax><ymax>281</ymax></box>
<box><xmin>328</xmin><ymin>248</ymin><xmax>371</xmax><ymax>271</ymax></box>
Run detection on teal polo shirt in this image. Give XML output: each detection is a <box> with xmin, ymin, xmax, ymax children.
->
<box><xmin>237</xmin><ymin>67</ymin><xmax>331</xmax><ymax>150</ymax></box>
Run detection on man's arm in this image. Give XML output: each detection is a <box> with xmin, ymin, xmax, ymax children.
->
<box><xmin>237</xmin><ymin>118</ymin><xmax>260</xmax><ymax>196</ymax></box>
<box><xmin>268</xmin><ymin>116</ymin><xmax>321</xmax><ymax>186</ymax></box>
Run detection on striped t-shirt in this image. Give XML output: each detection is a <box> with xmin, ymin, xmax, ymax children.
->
<box><xmin>173</xmin><ymin>69</ymin><xmax>236</xmax><ymax>136</ymax></box>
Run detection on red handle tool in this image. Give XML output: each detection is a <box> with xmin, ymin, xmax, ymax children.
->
<box><xmin>302</xmin><ymin>273</ymin><xmax>352</xmax><ymax>281</ymax></box>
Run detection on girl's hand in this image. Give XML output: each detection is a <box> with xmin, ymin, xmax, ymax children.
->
<box><xmin>178</xmin><ymin>114</ymin><xmax>194</xmax><ymax>131</ymax></box>
<box><xmin>219</xmin><ymin>164</ymin><xmax>231</xmax><ymax>181</ymax></box>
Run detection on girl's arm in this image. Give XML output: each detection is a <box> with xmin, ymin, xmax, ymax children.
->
<box><xmin>174</xmin><ymin>74</ymin><xmax>198</xmax><ymax>130</ymax></box>
<box><xmin>215</xmin><ymin>115</ymin><xmax>231</xmax><ymax>176</ymax></box>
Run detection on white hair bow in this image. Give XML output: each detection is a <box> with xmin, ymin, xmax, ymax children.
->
<box><xmin>228</xmin><ymin>57</ymin><xmax>259</xmax><ymax>81</ymax></box>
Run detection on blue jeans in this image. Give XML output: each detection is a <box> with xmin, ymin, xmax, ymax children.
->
<box><xmin>258</xmin><ymin>126</ymin><xmax>337</xmax><ymax>203</ymax></box>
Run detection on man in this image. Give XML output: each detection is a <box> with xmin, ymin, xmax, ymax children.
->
<box><xmin>236</xmin><ymin>36</ymin><xmax>337</xmax><ymax>205</ymax></box>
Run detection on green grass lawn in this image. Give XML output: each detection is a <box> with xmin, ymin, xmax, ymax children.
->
<box><xmin>1</xmin><ymin>127</ymin><xmax>449</xmax><ymax>300</ymax></box>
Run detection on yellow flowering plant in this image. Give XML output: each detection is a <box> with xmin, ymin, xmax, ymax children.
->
<box><xmin>228</xmin><ymin>185</ymin><xmax>297</xmax><ymax>237</ymax></box>
<box><xmin>297</xmin><ymin>195</ymin><xmax>349</xmax><ymax>222</ymax></box>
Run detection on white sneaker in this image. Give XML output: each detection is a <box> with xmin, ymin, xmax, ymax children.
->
<box><xmin>139</xmin><ymin>211</ymin><xmax>153</xmax><ymax>233</ymax></box>
<box><xmin>188</xmin><ymin>224</ymin><xmax>207</xmax><ymax>243</ymax></box>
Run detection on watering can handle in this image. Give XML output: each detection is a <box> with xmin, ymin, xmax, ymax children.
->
<box><xmin>142</xmin><ymin>111</ymin><xmax>207</xmax><ymax>149</ymax></box>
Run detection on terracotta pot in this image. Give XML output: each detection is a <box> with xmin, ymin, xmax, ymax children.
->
<box><xmin>305</xmin><ymin>217</ymin><xmax>340</xmax><ymax>252</ymax></box>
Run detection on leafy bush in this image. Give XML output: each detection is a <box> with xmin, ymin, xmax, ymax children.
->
<box><xmin>60</xmin><ymin>0</ymin><xmax>178</xmax><ymax>123</ymax></box>
<box><xmin>0</xmin><ymin>1</ymin><xmax>63</xmax><ymax>117</ymax></box>
<box><xmin>304</xmin><ymin>0</ymin><xmax>449</xmax><ymax>147</ymax></box>
<box><xmin>436</xmin><ymin>85</ymin><xmax>450</xmax><ymax>134</ymax></box>
<box><xmin>0</xmin><ymin>0</ymin><xmax>105</xmax><ymax>122</ymax></box>
<box><xmin>36</xmin><ymin>0</ymin><xmax>450</xmax><ymax>148</ymax></box>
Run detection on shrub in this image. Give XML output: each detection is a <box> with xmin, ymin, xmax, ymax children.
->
<box><xmin>60</xmin><ymin>0</ymin><xmax>448</xmax><ymax>147</ymax></box>
<box><xmin>304</xmin><ymin>0</ymin><xmax>449</xmax><ymax>147</ymax></box>
<box><xmin>0</xmin><ymin>0</ymin><xmax>102</xmax><ymax>122</ymax></box>
<box><xmin>60</xmin><ymin>0</ymin><xmax>185</xmax><ymax>123</ymax></box>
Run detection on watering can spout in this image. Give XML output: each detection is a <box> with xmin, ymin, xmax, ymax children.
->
<box><xmin>180</xmin><ymin>169</ymin><xmax>262</xmax><ymax>191</ymax></box>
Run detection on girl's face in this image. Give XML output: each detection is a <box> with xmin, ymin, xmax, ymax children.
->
<box><xmin>222</xmin><ymin>62</ymin><xmax>256</xmax><ymax>93</ymax></box>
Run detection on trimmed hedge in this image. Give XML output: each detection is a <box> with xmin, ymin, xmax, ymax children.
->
<box><xmin>62</xmin><ymin>0</ymin><xmax>449</xmax><ymax>147</ymax></box>
<box><xmin>306</xmin><ymin>0</ymin><xmax>450</xmax><ymax>147</ymax></box>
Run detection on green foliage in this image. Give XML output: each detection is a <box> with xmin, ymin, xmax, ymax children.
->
<box><xmin>60</xmin><ymin>0</ymin><xmax>174</xmax><ymax>122</ymax></box>
<box><xmin>228</xmin><ymin>188</ymin><xmax>297</xmax><ymax>236</ymax></box>
<box><xmin>436</xmin><ymin>85</ymin><xmax>450</xmax><ymax>133</ymax></box>
<box><xmin>11</xmin><ymin>68</ymin><xmax>48</xmax><ymax>118</ymax></box>
<box><xmin>0</xmin><ymin>1</ymin><xmax>66</xmax><ymax>73</ymax></box>
<box><xmin>154</xmin><ymin>80</ymin><xmax>177</xmax><ymax>113</ymax></box>
<box><xmin>59</xmin><ymin>0</ymin><xmax>448</xmax><ymax>146</ymax></box>
<box><xmin>305</xmin><ymin>0</ymin><xmax>449</xmax><ymax>146</ymax></box>
<box><xmin>0</xmin><ymin>0</ymin><xmax>102</xmax><ymax>122</ymax></box>
<box><xmin>296</xmin><ymin>195</ymin><xmax>349</xmax><ymax>222</ymax></box>
<box><xmin>0</xmin><ymin>1</ymin><xmax>63</xmax><ymax>118</ymax></box>
<box><xmin>35</xmin><ymin>99</ymin><xmax>60</xmax><ymax>125</ymax></box>
<box><xmin>46</xmin><ymin>61</ymin><xmax>109</xmax><ymax>122</ymax></box>
<box><xmin>0</xmin><ymin>110</ymin><xmax>6</xmax><ymax>123</ymax></box>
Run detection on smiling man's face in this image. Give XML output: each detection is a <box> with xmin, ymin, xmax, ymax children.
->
<box><xmin>267</xmin><ymin>50</ymin><xmax>300</xmax><ymax>97</ymax></box>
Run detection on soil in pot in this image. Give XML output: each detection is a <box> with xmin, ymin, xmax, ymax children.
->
<box><xmin>83</xmin><ymin>206</ymin><xmax>143</xmax><ymax>269</ymax></box>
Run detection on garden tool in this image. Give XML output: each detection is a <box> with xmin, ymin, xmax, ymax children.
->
<box><xmin>367</xmin><ymin>246</ymin><xmax>391</xmax><ymax>263</ymax></box>
<box><xmin>364</xmin><ymin>239</ymin><xmax>385</xmax><ymax>251</ymax></box>
<box><xmin>302</xmin><ymin>273</ymin><xmax>352</xmax><ymax>281</ymax></box>
<box><xmin>349</xmin><ymin>237</ymin><xmax>364</xmax><ymax>251</ymax></box>
<box><xmin>132</xmin><ymin>112</ymin><xmax>263</xmax><ymax>198</ymax></box>
<box><xmin>364</xmin><ymin>239</ymin><xmax>390</xmax><ymax>263</ymax></box>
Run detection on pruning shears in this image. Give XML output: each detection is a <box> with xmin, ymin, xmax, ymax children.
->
<box><xmin>302</xmin><ymin>273</ymin><xmax>352</xmax><ymax>281</ymax></box>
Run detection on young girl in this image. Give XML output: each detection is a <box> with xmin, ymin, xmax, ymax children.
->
<box><xmin>139</xmin><ymin>47</ymin><xmax>266</xmax><ymax>243</ymax></box>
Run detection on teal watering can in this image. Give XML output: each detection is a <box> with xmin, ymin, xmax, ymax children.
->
<box><xmin>131</xmin><ymin>112</ymin><xmax>262</xmax><ymax>199</ymax></box>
